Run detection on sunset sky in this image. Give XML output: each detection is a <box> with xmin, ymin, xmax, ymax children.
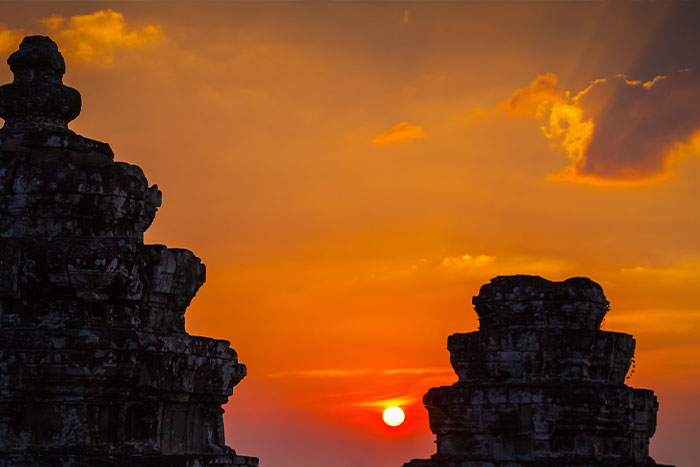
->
<box><xmin>2</xmin><ymin>2</ymin><xmax>699</xmax><ymax>466</ymax></box>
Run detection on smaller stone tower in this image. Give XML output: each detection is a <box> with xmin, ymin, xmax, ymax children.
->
<box><xmin>403</xmin><ymin>275</ymin><xmax>672</xmax><ymax>467</ymax></box>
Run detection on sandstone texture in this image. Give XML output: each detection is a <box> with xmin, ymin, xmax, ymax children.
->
<box><xmin>0</xmin><ymin>36</ymin><xmax>257</xmax><ymax>466</ymax></box>
<box><xmin>403</xmin><ymin>275</ymin><xmax>673</xmax><ymax>467</ymax></box>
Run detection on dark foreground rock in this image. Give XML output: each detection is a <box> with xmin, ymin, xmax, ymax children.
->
<box><xmin>0</xmin><ymin>36</ymin><xmax>258</xmax><ymax>466</ymax></box>
<box><xmin>403</xmin><ymin>275</ymin><xmax>673</xmax><ymax>467</ymax></box>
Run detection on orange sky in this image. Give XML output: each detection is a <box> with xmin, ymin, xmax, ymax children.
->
<box><xmin>1</xmin><ymin>2</ymin><xmax>699</xmax><ymax>466</ymax></box>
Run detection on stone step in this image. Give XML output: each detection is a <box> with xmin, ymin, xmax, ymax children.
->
<box><xmin>448</xmin><ymin>328</ymin><xmax>634</xmax><ymax>384</ymax></box>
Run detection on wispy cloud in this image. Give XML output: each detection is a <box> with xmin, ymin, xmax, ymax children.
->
<box><xmin>379</xmin><ymin>368</ymin><xmax>453</xmax><ymax>376</ymax></box>
<box><xmin>621</xmin><ymin>261</ymin><xmax>700</xmax><ymax>280</ymax></box>
<box><xmin>354</xmin><ymin>394</ymin><xmax>420</xmax><ymax>409</ymax></box>
<box><xmin>441</xmin><ymin>253</ymin><xmax>495</xmax><ymax>269</ymax></box>
<box><xmin>363</xmin><ymin>252</ymin><xmax>572</xmax><ymax>284</ymax></box>
<box><xmin>501</xmin><ymin>72</ymin><xmax>564</xmax><ymax>119</ymax></box>
<box><xmin>621</xmin><ymin>266</ymin><xmax>650</xmax><ymax>274</ymax></box>
<box><xmin>502</xmin><ymin>70</ymin><xmax>700</xmax><ymax>184</ymax></box>
<box><xmin>372</xmin><ymin>121</ymin><xmax>425</xmax><ymax>145</ymax></box>
<box><xmin>270</xmin><ymin>367</ymin><xmax>452</xmax><ymax>378</ymax></box>
<box><xmin>271</xmin><ymin>369</ymin><xmax>371</xmax><ymax>378</ymax></box>
<box><xmin>41</xmin><ymin>9</ymin><xmax>163</xmax><ymax>65</ymax></box>
<box><xmin>40</xmin><ymin>14</ymin><xmax>65</xmax><ymax>32</ymax></box>
<box><xmin>0</xmin><ymin>25</ymin><xmax>23</xmax><ymax>53</ymax></box>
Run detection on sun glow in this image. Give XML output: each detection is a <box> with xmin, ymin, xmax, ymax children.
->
<box><xmin>382</xmin><ymin>406</ymin><xmax>405</xmax><ymax>427</ymax></box>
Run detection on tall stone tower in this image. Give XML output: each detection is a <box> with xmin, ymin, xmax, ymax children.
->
<box><xmin>0</xmin><ymin>36</ymin><xmax>257</xmax><ymax>466</ymax></box>
<box><xmin>404</xmin><ymin>275</ymin><xmax>672</xmax><ymax>467</ymax></box>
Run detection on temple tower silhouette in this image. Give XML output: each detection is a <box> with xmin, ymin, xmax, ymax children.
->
<box><xmin>0</xmin><ymin>36</ymin><xmax>257</xmax><ymax>466</ymax></box>
<box><xmin>403</xmin><ymin>275</ymin><xmax>672</xmax><ymax>467</ymax></box>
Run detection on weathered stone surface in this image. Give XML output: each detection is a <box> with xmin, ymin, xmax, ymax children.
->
<box><xmin>0</xmin><ymin>150</ymin><xmax>157</xmax><ymax>239</ymax></box>
<box><xmin>473</xmin><ymin>276</ymin><xmax>609</xmax><ymax>330</ymax></box>
<box><xmin>0</xmin><ymin>36</ymin><xmax>257</xmax><ymax>466</ymax></box>
<box><xmin>448</xmin><ymin>328</ymin><xmax>635</xmax><ymax>384</ymax></box>
<box><xmin>403</xmin><ymin>275</ymin><xmax>672</xmax><ymax>467</ymax></box>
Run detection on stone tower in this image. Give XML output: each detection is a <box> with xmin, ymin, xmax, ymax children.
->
<box><xmin>0</xmin><ymin>36</ymin><xmax>257</xmax><ymax>466</ymax></box>
<box><xmin>404</xmin><ymin>275</ymin><xmax>672</xmax><ymax>467</ymax></box>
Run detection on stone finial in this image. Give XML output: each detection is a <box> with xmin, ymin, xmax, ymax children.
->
<box><xmin>472</xmin><ymin>275</ymin><xmax>609</xmax><ymax>329</ymax></box>
<box><xmin>8</xmin><ymin>35</ymin><xmax>66</xmax><ymax>83</ymax></box>
<box><xmin>0</xmin><ymin>35</ymin><xmax>81</xmax><ymax>133</ymax></box>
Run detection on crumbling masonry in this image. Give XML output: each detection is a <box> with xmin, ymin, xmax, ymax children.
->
<box><xmin>0</xmin><ymin>36</ymin><xmax>257</xmax><ymax>466</ymax></box>
<box><xmin>403</xmin><ymin>275</ymin><xmax>673</xmax><ymax>467</ymax></box>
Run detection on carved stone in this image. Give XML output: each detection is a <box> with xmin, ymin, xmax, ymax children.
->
<box><xmin>0</xmin><ymin>36</ymin><xmax>257</xmax><ymax>466</ymax></box>
<box><xmin>403</xmin><ymin>275</ymin><xmax>672</xmax><ymax>467</ymax></box>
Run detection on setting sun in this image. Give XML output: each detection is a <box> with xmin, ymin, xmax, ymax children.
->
<box><xmin>382</xmin><ymin>407</ymin><xmax>405</xmax><ymax>427</ymax></box>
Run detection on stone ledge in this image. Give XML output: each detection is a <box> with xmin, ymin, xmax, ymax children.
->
<box><xmin>0</xmin><ymin>453</ymin><xmax>259</xmax><ymax>467</ymax></box>
<box><xmin>0</xmin><ymin>151</ymin><xmax>158</xmax><ymax>238</ymax></box>
<box><xmin>448</xmin><ymin>329</ymin><xmax>634</xmax><ymax>384</ymax></box>
<box><xmin>403</xmin><ymin>459</ymin><xmax>671</xmax><ymax>467</ymax></box>
<box><xmin>0</xmin><ymin>240</ymin><xmax>205</xmax><ymax>326</ymax></box>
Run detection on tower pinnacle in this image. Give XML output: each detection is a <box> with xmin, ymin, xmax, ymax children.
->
<box><xmin>0</xmin><ymin>35</ymin><xmax>81</xmax><ymax>132</ymax></box>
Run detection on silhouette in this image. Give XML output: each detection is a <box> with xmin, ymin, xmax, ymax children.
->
<box><xmin>0</xmin><ymin>36</ymin><xmax>257</xmax><ymax>466</ymax></box>
<box><xmin>403</xmin><ymin>275</ymin><xmax>672</xmax><ymax>467</ymax></box>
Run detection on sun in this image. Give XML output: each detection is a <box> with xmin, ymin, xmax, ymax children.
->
<box><xmin>382</xmin><ymin>406</ymin><xmax>405</xmax><ymax>427</ymax></box>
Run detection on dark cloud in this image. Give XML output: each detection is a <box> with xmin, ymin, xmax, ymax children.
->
<box><xmin>628</xmin><ymin>3</ymin><xmax>700</xmax><ymax>77</ymax></box>
<box><xmin>503</xmin><ymin>69</ymin><xmax>700</xmax><ymax>183</ymax></box>
<box><xmin>577</xmin><ymin>70</ymin><xmax>700</xmax><ymax>180</ymax></box>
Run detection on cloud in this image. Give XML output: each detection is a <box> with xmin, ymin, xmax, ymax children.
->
<box><xmin>40</xmin><ymin>14</ymin><xmax>66</xmax><ymax>32</ymax></box>
<box><xmin>469</xmin><ymin>108</ymin><xmax>486</xmax><ymax>119</ymax></box>
<box><xmin>271</xmin><ymin>369</ymin><xmax>371</xmax><ymax>378</ymax></box>
<box><xmin>500</xmin><ymin>72</ymin><xmax>565</xmax><ymax>119</ymax></box>
<box><xmin>621</xmin><ymin>261</ymin><xmax>700</xmax><ymax>281</ymax></box>
<box><xmin>621</xmin><ymin>266</ymin><xmax>650</xmax><ymax>274</ymax></box>
<box><xmin>441</xmin><ymin>253</ymin><xmax>495</xmax><ymax>269</ymax></box>
<box><xmin>378</xmin><ymin>368</ymin><xmax>453</xmax><ymax>376</ymax></box>
<box><xmin>0</xmin><ymin>26</ymin><xmax>23</xmax><ymax>53</ymax></box>
<box><xmin>41</xmin><ymin>9</ymin><xmax>162</xmax><ymax>65</ymax></box>
<box><xmin>372</xmin><ymin>121</ymin><xmax>425</xmax><ymax>145</ymax></box>
<box><xmin>354</xmin><ymin>395</ymin><xmax>419</xmax><ymax>409</ymax></box>
<box><xmin>502</xmin><ymin>70</ymin><xmax>700</xmax><ymax>183</ymax></box>
<box><xmin>270</xmin><ymin>367</ymin><xmax>452</xmax><ymax>378</ymax></box>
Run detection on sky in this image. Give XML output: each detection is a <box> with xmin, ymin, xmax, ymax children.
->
<box><xmin>1</xmin><ymin>2</ymin><xmax>700</xmax><ymax>466</ymax></box>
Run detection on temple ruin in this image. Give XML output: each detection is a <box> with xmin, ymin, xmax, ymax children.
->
<box><xmin>403</xmin><ymin>275</ymin><xmax>672</xmax><ymax>467</ymax></box>
<box><xmin>0</xmin><ymin>36</ymin><xmax>257</xmax><ymax>466</ymax></box>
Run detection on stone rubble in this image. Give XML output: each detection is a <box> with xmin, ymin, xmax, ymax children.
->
<box><xmin>0</xmin><ymin>36</ymin><xmax>258</xmax><ymax>466</ymax></box>
<box><xmin>403</xmin><ymin>275</ymin><xmax>673</xmax><ymax>467</ymax></box>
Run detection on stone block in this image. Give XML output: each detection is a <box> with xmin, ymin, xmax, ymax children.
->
<box><xmin>405</xmin><ymin>275</ymin><xmax>670</xmax><ymax>467</ymax></box>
